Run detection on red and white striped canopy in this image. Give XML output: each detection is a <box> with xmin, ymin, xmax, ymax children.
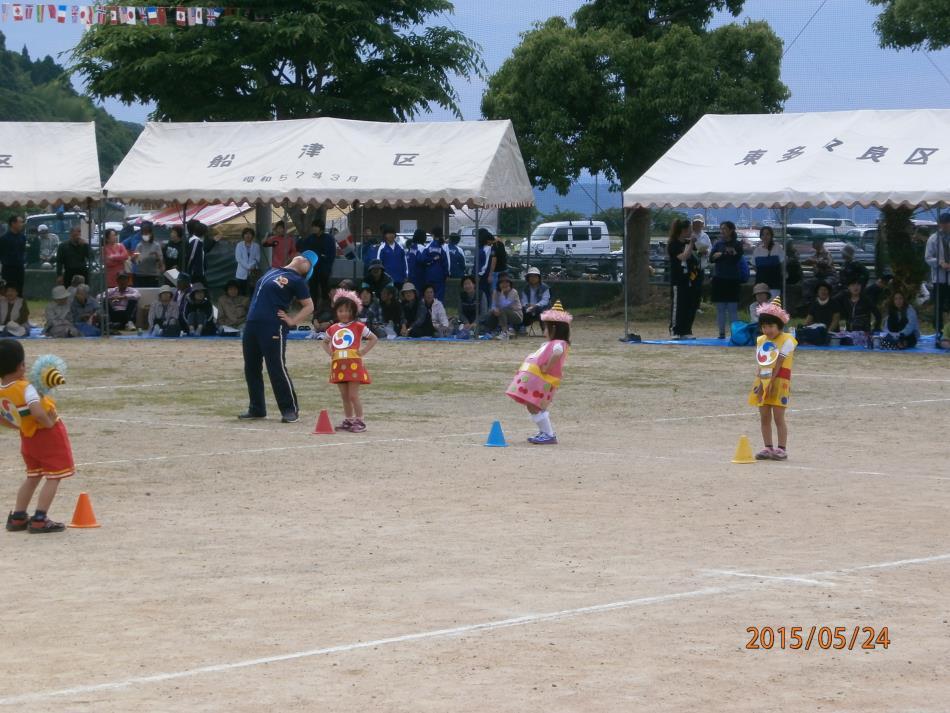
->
<box><xmin>137</xmin><ymin>202</ymin><xmax>252</xmax><ymax>227</ymax></box>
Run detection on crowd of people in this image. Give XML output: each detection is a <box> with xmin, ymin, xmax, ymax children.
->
<box><xmin>668</xmin><ymin>213</ymin><xmax>950</xmax><ymax>349</ymax></box>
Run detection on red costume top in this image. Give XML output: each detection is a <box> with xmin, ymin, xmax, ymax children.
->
<box><xmin>326</xmin><ymin>321</ymin><xmax>372</xmax><ymax>384</ymax></box>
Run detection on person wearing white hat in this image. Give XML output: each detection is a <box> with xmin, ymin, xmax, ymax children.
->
<box><xmin>690</xmin><ymin>214</ymin><xmax>711</xmax><ymax>313</ymax></box>
<box><xmin>43</xmin><ymin>286</ymin><xmax>80</xmax><ymax>338</ymax></box>
<box><xmin>37</xmin><ymin>224</ymin><xmax>60</xmax><ymax>265</ymax></box>
<box><xmin>520</xmin><ymin>266</ymin><xmax>551</xmax><ymax>333</ymax></box>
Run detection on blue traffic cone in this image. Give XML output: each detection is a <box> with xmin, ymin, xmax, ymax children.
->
<box><xmin>485</xmin><ymin>420</ymin><xmax>508</xmax><ymax>447</ymax></box>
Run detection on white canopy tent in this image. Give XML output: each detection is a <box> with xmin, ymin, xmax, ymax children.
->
<box><xmin>105</xmin><ymin>117</ymin><xmax>534</xmax><ymax>209</ymax></box>
<box><xmin>624</xmin><ymin>109</ymin><xmax>950</xmax><ymax>209</ymax></box>
<box><xmin>0</xmin><ymin>122</ymin><xmax>101</xmax><ymax>206</ymax></box>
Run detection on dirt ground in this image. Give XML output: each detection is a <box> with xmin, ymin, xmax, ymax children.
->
<box><xmin>1</xmin><ymin>318</ymin><xmax>948</xmax><ymax>712</ymax></box>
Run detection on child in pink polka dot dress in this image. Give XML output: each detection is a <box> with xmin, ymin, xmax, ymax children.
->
<box><xmin>505</xmin><ymin>300</ymin><xmax>571</xmax><ymax>445</ymax></box>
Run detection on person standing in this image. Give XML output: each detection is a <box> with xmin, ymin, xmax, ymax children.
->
<box><xmin>445</xmin><ymin>233</ymin><xmax>467</xmax><ymax>279</ymax></box>
<box><xmin>709</xmin><ymin>221</ymin><xmax>744</xmax><ymax>340</ymax></box>
<box><xmin>925</xmin><ymin>212</ymin><xmax>950</xmax><ymax>336</ymax></box>
<box><xmin>0</xmin><ymin>216</ymin><xmax>27</xmax><ymax>295</ymax></box>
<box><xmin>668</xmin><ymin>218</ymin><xmax>699</xmax><ymax>339</ymax></box>
<box><xmin>262</xmin><ymin>221</ymin><xmax>296</xmax><ymax>269</ymax></box>
<box><xmin>162</xmin><ymin>226</ymin><xmax>187</xmax><ymax>274</ymax></box>
<box><xmin>407</xmin><ymin>229</ymin><xmax>428</xmax><ymax>290</ymax></box>
<box><xmin>132</xmin><ymin>223</ymin><xmax>164</xmax><ymax>287</ymax></box>
<box><xmin>103</xmin><ymin>229</ymin><xmax>130</xmax><ymax>288</ymax></box>
<box><xmin>296</xmin><ymin>221</ymin><xmax>334</xmax><ymax>304</ymax></box>
<box><xmin>55</xmin><ymin>228</ymin><xmax>92</xmax><ymax>289</ymax></box>
<box><xmin>689</xmin><ymin>215</ymin><xmax>712</xmax><ymax>313</ymax></box>
<box><xmin>185</xmin><ymin>220</ymin><xmax>219</xmax><ymax>285</ymax></box>
<box><xmin>234</xmin><ymin>227</ymin><xmax>262</xmax><ymax>295</ymax></box>
<box><xmin>476</xmin><ymin>228</ymin><xmax>497</xmax><ymax>311</ymax></box>
<box><xmin>423</xmin><ymin>229</ymin><xmax>448</xmax><ymax>301</ymax></box>
<box><xmin>239</xmin><ymin>251</ymin><xmax>317</xmax><ymax>423</ymax></box>
<box><xmin>373</xmin><ymin>226</ymin><xmax>408</xmax><ymax>290</ymax></box>
<box><xmin>752</xmin><ymin>226</ymin><xmax>784</xmax><ymax>298</ymax></box>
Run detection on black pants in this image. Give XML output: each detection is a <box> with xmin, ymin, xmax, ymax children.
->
<box><xmin>310</xmin><ymin>271</ymin><xmax>331</xmax><ymax>305</ymax></box>
<box><xmin>523</xmin><ymin>306</ymin><xmax>543</xmax><ymax>329</ymax></box>
<box><xmin>243</xmin><ymin>321</ymin><xmax>298</xmax><ymax>417</ymax></box>
<box><xmin>1</xmin><ymin>266</ymin><xmax>24</xmax><ymax>295</ymax></box>
<box><xmin>933</xmin><ymin>282</ymin><xmax>949</xmax><ymax>334</ymax></box>
<box><xmin>670</xmin><ymin>282</ymin><xmax>697</xmax><ymax>337</ymax></box>
<box><xmin>108</xmin><ymin>299</ymin><xmax>139</xmax><ymax>328</ymax></box>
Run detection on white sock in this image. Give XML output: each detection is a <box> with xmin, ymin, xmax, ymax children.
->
<box><xmin>535</xmin><ymin>410</ymin><xmax>554</xmax><ymax>436</ymax></box>
<box><xmin>531</xmin><ymin>411</ymin><xmax>545</xmax><ymax>433</ymax></box>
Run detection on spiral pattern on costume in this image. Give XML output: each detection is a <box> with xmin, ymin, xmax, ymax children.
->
<box><xmin>331</xmin><ymin>328</ymin><xmax>355</xmax><ymax>350</ymax></box>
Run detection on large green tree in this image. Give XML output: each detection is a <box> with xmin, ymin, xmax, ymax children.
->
<box><xmin>482</xmin><ymin>0</ymin><xmax>788</xmax><ymax>303</ymax></box>
<box><xmin>71</xmin><ymin>1</ymin><xmax>482</xmax><ymax>122</ymax></box>
<box><xmin>869</xmin><ymin>0</ymin><xmax>950</xmax><ymax>50</ymax></box>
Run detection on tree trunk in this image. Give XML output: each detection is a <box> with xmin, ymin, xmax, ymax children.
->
<box><xmin>625</xmin><ymin>207</ymin><xmax>651</xmax><ymax>306</ymax></box>
<box><xmin>286</xmin><ymin>205</ymin><xmax>324</xmax><ymax>238</ymax></box>
<box><xmin>880</xmin><ymin>205</ymin><xmax>927</xmax><ymax>298</ymax></box>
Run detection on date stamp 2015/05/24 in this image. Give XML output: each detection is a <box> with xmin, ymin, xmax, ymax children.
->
<box><xmin>746</xmin><ymin>626</ymin><xmax>890</xmax><ymax>651</ymax></box>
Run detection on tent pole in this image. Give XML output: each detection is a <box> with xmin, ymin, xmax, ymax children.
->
<box><xmin>474</xmin><ymin>207</ymin><xmax>481</xmax><ymax>337</ymax></box>
<box><xmin>622</xmin><ymin>197</ymin><xmax>629</xmax><ymax>339</ymax></box>
<box><xmin>781</xmin><ymin>206</ymin><xmax>788</xmax><ymax>309</ymax></box>
<box><xmin>94</xmin><ymin>195</ymin><xmax>108</xmax><ymax>338</ymax></box>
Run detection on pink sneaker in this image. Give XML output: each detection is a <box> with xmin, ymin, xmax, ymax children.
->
<box><xmin>334</xmin><ymin>418</ymin><xmax>353</xmax><ymax>432</ymax></box>
<box><xmin>771</xmin><ymin>447</ymin><xmax>788</xmax><ymax>461</ymax></box>
<box><xmin>755</xmin><ymin>447</ymin><xmax>774</xmax><ymax>460</ymax></box>
<box><xmin>349</xmin><ymin>419</ymin><xmax>366</xmax><ymax>433</ymax></box>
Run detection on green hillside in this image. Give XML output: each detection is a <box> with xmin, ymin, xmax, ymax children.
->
<box><xmin>0</xmin><ymin>30</ymin><xmax>141</xmax><ymax>184</ymax></box>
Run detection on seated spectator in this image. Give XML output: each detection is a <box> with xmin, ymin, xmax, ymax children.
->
<box><xmin>940</xmin><ymin>324</ymin><xmax>950</xmax><ymax>350</ymax></box>
<box><xmin>378</xmin><ymin>285</ymin><xmax>404</xmax><ymax>338</ymax></box>
<box><xmin>0</xmin><ymin>284</ymin><xmax>29</xmax><ymax>337</ymax></box>
<box><xmin>486</xmin><ymin>273</ymin><xmax>523</xmax><ymax>338</ymax></box>
<box><xmin>838</xmin><ymin>277</ymin><xmax>880</xmax><ymax>335</ymax></box>
<box><xmin>880</xmin><ymin>291</ymin><xmax>919</xmax><ymax>350</ymax></box>
<box><xmin>361</xmin><ymin>259</ymin><xmax>394</xmax><ymax>299</ymax></box>
<box><xmin>104</xmin><ymin>273</ymin><xmax>141</xmax><ymax>331</ymax></box>
<box><xmin>456</xmin><ymin>275</ymin><xmax>486</xmax><ymax>338</ymax></box>
<box><xmin>421</xmin><ymin>284</ymin><xmax>450</xmax><ymax>337</ymax></box>
<box><xmin>357</xmin><ymin>287</ymin><xmax>384</xmax><ymax>338</ymax></box>
<box><xmin>67</xmin><ymin>274</ymin><xmax>86</xmax><ymax>298</ymax></box>
<box><xmin>796</xmin><ymin>281</ymin><xmax>838</xmax><ymax>346</ymax></box>
<box><xmin>69</xmin><ymin>284</ymin><xmax>100</xmax><ymax>337</ymax></box>
<box><xmin>44</xmin><ymin>286</ymin><xmax>80</xmax><ymax>338</ymax></box>
<box><xmin>802</xmin><ymin>238</ymin><xmax>837</xmax><ymax>303</ymax></box>
<box><xmin>520</xmin><ymin>267</ymin><xmax>551</xmax><ymax>333</ymax></box>
<box><xmin>217</xmin><ymin>279</ymin><xmax>250</xmax><ymax>335</ymax></box>
<box><xmin>865</xmin><ymin>271</ymin><xmax>893</xmax><ymax>309</ymax></box>
<box><xmin>836</xmin><ymin>245</ymin><xmax>869</xmax><ymax>298</ymax></box>
<box><xmin>183</xmin><ymin>283</ymin><xmax>216</xmax><ymax>336</ymax></box>
<box><xmin>749</xmin><ymin>282</ymin><xmax>772</xmax><ymax>321</ymax></box>
<box><xmin>148</xmin><ymin>285</ymin><xmax>181</xmax><ymax>337</ymax></box>
<box><xmin>399</xmin><ymin>283</ymin><xmax>428</xmax><ymax>338</ymax></box>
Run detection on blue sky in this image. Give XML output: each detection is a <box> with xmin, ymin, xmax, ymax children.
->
<box><xmin>2</xmin><ymin>0</ymin><xmax>949</xmax><ymax>123</ymax></box>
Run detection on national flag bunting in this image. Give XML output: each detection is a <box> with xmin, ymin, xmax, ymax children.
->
<box><xmin>0</xmin><ymin>4</ymin><xmax>242</xmax><ymax>26</ymax></box>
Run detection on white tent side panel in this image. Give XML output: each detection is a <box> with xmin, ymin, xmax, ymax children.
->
<box><xmin>624</xmin><ymin>109</ymin><xmax>950</xmax><ymax>210</ymax></box>
<box><xmin>105</xmin><ymin>118</ymin><xmax>534</xmax><ymax>209</ymax></box>
<box><xmin>0</xmin><ymin>122</ymin><xmax>101</xmax><ymax>206</ymax></box>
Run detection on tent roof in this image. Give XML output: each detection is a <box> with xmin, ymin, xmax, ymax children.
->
<box><xmin>137</xmin><ymin>202</ymin><xmax>252</xmax><ymax>227</ymax></box>
<box><xmin>0</xmin><ymin>122</ymin><xmax>101</xmax><ymax>207</ymax></box>
<box><xmin>624</xmin><ymin>109</ymin><xmax>950</xmax><ymax>210</ymax></box>
<box><xmin>105</xmin><ymin>118</ymin><xmax>534</xmax><ymax>209</ymax></box>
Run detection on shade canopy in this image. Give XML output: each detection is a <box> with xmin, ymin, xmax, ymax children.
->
<box><xmin>105</xmin><ymin>118</ymin><xmax>534</xmax><ymax>209</ymax></box>
<box><xmin>624</xmin><ymin>109</ymin><xmax>950</xmax><ymax>210</ymax></box>
<box><xmin>0</xmin><ymin>122</ymin><xmax>101</xmax><ymax>207</ymax></box>
<box><xmin>136</xmin><ymin>202</ymin><xmax>252</xmax><ymax>227</ymax></box>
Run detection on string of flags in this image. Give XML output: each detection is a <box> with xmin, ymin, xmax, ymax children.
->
<box><xmin>0</xmin><ymin>5</ymin><xmax>242</xmax><ymax>26</ymax></box>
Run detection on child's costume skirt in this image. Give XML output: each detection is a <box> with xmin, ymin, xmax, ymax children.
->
<box><xmin>21</xmin><ymin>420</ymin><xmax>75</xmax><ymax>479</ymax></box>
<box><xmin>330</xmin><ymin>350</ymin><xmax>371</xmax><ymax>384</ymax></box>
<box><xmin>747</xmin><ymin>368</ymin><xmax>791</xmax><ymax>407</ymax></box>
<box><xmin>506</xmin><ymin>364</ymin><xmax>559</xmax><ymax>409</ymax></box>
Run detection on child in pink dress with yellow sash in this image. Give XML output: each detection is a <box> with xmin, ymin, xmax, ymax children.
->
<box><xmin>506</xmin><ymin>300</ymin><xmax>572</xmax><ymax>445</ymax></box>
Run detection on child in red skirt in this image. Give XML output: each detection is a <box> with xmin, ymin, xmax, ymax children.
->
<box><xmin>1</xmin><ymin>342</ymin><xmax>75</xmax><ymax>534</ymax></box>
<box><xmin>323</xmin><ymin>290</ymin><xmax>377</xmax><ymax>433</ymax></box>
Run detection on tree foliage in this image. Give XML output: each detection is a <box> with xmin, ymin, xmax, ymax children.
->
<box><xmin>869</xmin><ymin>0</ymin><xmax>950</xmax><ymax>50</ymax></box>
<box><xmin>498</xmin><ymin>206</ymin><xmax>540</xmax><ymax>236</ymax></box>
<box><xmin>0</xmin><ymin>31</ymin><xmax>140</xmax><ymax>184</ymax></box>
<box><xmin>880</xmin><ymin>206</ymin><xmax>928</xmax><ymax>298</ymax></box>
<box><xmin>71</xmin><ymin>1</ymin><xmax>484</xmax><ymax>122</ymax></box>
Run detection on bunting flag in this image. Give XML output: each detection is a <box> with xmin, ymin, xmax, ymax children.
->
<box><xmin>0</xmin><ymin>4</ymin><xmax>243</xmax><ymax>26</ymax></box>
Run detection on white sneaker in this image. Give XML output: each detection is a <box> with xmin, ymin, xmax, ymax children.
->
<box><xmin>125</xmin><ymin>321</ymin><xmax>136</xmax><ymax>331</ymax></box>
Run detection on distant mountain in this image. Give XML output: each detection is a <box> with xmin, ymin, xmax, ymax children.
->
<box><xmin>0</xmin><ymin>31</ymin><xmax>141</xmax><ymax>183</ymax></box>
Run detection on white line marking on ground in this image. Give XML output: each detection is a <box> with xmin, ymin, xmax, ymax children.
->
<box><xmin>700</xmin><ymin>569</ymin><xmax>834</xmax><ymax>587</ymax></box>
<box><xmin>802</xmin><ymin>372</ymin><xmax>950</xmax><ymax>384</ymax></box>
<box><xmin>651</xmin><ymin>397</ymin><xmax>950</xmax><ymax>423</ymax></box>
<box><xmin>2</xmin><ymin>552</ymin><xmax>948</xmax><ymax>705</ymax></box>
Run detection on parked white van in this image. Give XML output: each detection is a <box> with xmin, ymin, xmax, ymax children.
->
<box><xmin>517</xmin><ymin>220</ymin><xmax>613</xmax><ymax>257</ymax></box>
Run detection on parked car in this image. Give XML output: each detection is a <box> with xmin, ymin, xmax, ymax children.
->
<box><xmin>516</xmin><ymin>220</ymin><xmax>613</xmax><ymax>257</ymax></box>
<box><xmin>808</xmin><ymin>217</ymin><xmax>857</xmax><ymax>230</ymax></box>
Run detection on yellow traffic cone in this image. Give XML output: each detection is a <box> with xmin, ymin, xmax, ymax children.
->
<box><xmin>731</xmin><ymin>435</ymin><xmax>757</xmax><ymax>464</ymax></box>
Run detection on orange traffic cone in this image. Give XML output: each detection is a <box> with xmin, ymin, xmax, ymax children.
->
<box><xmin>312</xmin><ymin>409</ymin><xmax>335</xmax><ymax>435</ymax></box>
<box><xmin>731</xmin><ymin>435</ymin><xmax>757</xmax><ymax>464</ymax></box>
<box><xmin>67</xmin><ymin>492</ymin><xmax>101</xmax><ymax>528</ymax></box>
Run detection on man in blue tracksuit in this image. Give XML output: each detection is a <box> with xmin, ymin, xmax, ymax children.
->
<box><xmin>240</xmin><ymin>251</ymin><xmax>317</xmax><ymax>423</ymax></box>
<box><xmin>423</xmin><ymin>228</ymin><xmax>448</xmax><ymax>301</ymax></box>
<box><xmin>445</xmin><ymin>232</ymin><xmax>467</xmax><ymax>279</ymax></box>
<box><xmin>373</xmin><ymin>225</ymin><xmax>408</xmax><ymax>289</ymax></box>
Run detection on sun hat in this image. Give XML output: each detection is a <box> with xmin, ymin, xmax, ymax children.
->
<box><xmin>190</xmin><ymin>282</ymin><xmax>207</xmax><ymax>293</ymax></box>
<box><xmin>401</xmin><ymin>282</ymin><xmax>417</xmax><ymax>294</ymax></box>
<box><xmin>692</xmin><ymin>214</ymin><xmax>705</xmax><ymax>224</ymax></box>
<box><xmin>300</xmin><ymin>250</ymin><xmax>319</xmax><ymax>282</ymax></box>
<box><xmin>38</xmin><ymin>224</ymin><xmax>48</xmax><ymax>232</ymax></box>
<box><xmin>752</xmin><ymin>282</ymin><xmax>770</xmax><ymax>297</ymax></box>
<box><xmin>51</xmin><ymin>286</ymin><xmax>69</xmax><ymax>300</ymax></box>
<box><xmin>4</xmin><ymin>322</ymin><xmax>26</xmax><ymax>337</ymax></box>
<box><xmin>525</xmin><ymin>266</ymin><xmax>541</xmax><ymax>277</ymax></box>
<box><xmin>158</xmin><ymin>286</ymin><xmax>175</xmax><ymax>296</ymax></box>
<box><xmin>540</xmin><ymin>300</ymin><xmax>573</xmax><ymax>324</ymax></box>
<box><xmin>756</xmin><ymin>296</ymin><xmax>790</xmax><ymax>326</ymax></box>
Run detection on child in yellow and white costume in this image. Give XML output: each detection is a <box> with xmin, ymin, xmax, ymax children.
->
<box><xmin>747</xmin><ymin>297</ymin><xmax>797</xmax><ymax>461</ymax></box>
